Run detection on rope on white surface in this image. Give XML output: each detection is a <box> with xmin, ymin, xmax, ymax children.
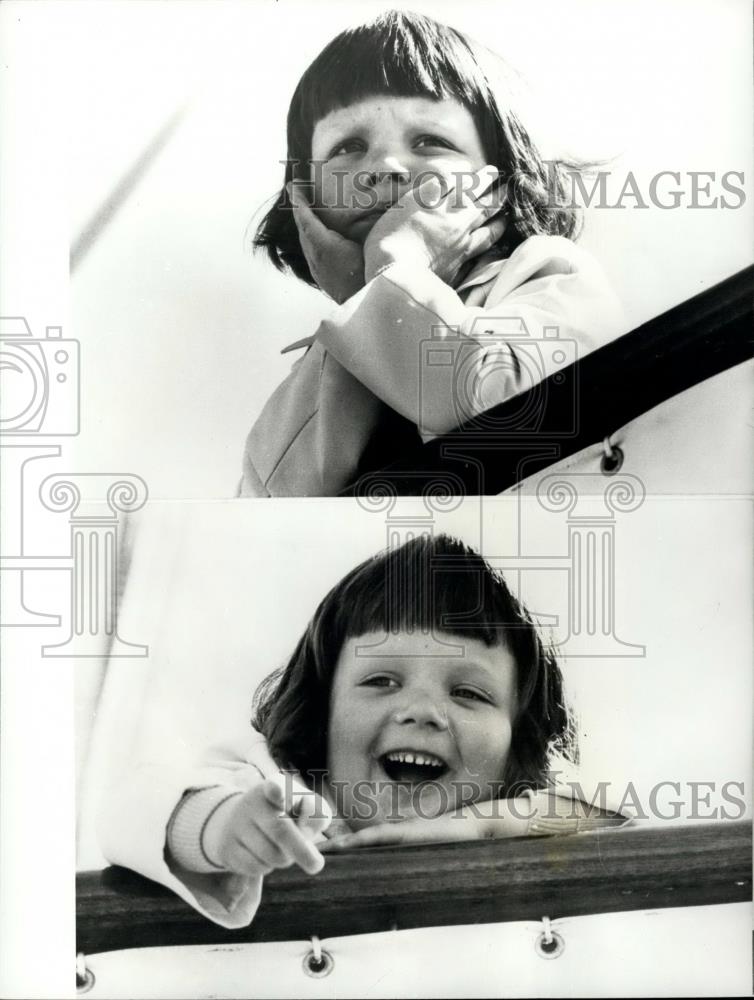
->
<box><xmin>303</xmin><ymin>936</ymin><xmax>334</xmax><ymax>978</ymax></box>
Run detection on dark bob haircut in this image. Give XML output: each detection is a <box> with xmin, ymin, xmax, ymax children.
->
<box><xmin>253</xmin><ymin>9</ymin><xmax>585</xmax><ymax>288</ymax></box>
<box><xmin>252</xmin><ymin>533</ymin><xmax>577</xmax><ymax>794</ymax></box>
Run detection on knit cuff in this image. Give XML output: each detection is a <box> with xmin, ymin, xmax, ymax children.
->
<box><xmin>167</xmin><ymin>786</ymin><xmax>243</xmax><ymax>874</ymax></box>
<box><xmin>524</xmin><ymin>788</ymin><xmax>630</xmax><ymax>836</ymax></box>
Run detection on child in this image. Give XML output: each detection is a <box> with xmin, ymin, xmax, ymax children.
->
<box><xmin>99</xmin><ymin>535</ymin><xmax>626</xmax><ymax>929</ymax></box>
<box><xmin>241</xmin><ymin>10</ymin><xmax>625</xmax><ymax>496</ymax></box>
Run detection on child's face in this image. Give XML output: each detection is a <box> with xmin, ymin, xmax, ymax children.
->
<box><xmin>310</xmin><ymin>95</ymin><xmax>489</xmax><ymax>244</ymax></box>
<box><xmin>326</xmin><ymin>631</ymin><xmax>517</xmax><ymax>829</ymax></box>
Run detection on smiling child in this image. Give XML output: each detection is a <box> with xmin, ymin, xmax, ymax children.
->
<box><xmin>99</xmin><ymin>534</ymin><xmax>626</xmax><ymax>929</ymax></box>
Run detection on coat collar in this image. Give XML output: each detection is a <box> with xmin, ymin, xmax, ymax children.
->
<box><xmin>455</xmin><ymin>250</ymin><xmax>509</xmax><ymax>292</ymax></box>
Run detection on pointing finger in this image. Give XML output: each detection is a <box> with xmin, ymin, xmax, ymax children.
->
<box><xmin>294</xmin><ymin>790</ymin><xmax>333</xmax><ymax>840</ymax></box>
<box><xmin>271</xmin><ymin>815</ymin><xmax>326</xmax><ymax>875</ymax></box>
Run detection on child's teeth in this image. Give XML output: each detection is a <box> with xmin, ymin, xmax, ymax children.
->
<box><xmin>385</xmin><ymin>751</ymin><xmax>444</xmax><ymax>767</ymax></box>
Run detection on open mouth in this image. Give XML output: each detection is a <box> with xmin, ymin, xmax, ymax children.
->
<box><xmin>379</xmin><ymin>749</ymin><xmax>449</xmax><ymax>784</ymax></box>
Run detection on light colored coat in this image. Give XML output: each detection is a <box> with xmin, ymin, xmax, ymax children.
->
<box><xmin>241</xmin><ymin>235</ymin><xmax>626</xmax><ymax>496</ymax></box>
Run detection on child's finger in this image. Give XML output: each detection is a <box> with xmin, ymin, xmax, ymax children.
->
<box><xmin>474</xmin><ymin>164</ymin><xmax>501</xmax><ymax>198</ymax></box>
<box><xmin>269</xmin><ymin>814</ymin><xmax>326</xmax><ymax>874</ymax></box>
<box><xmin>262</xmin><ymin>777</ymin><xmax>287</xmax><ymax>811</ymax></box>
<box><xmin>287</xmin><ymin>183</ymin><xmax>331</xmax><ymax>241</ymax></box>
<box><xmin>286</xmin><ymin>179</ymin><xmax>314</xmax><ymax>208</ymax></box>
<box><xmin>319</xmin><ymin>823</ymin><xmax>411</xmax><ymax>851</ymax></box>
<box><xmin>466</xmin><ymin>216</ymin><xmax>507</xmax><ymax>258</ymax></box>
<box><xmin>446</xmin><ymin>165</ymin><xmax>501</xmax><ymax>214</ymax></box>
<box><xmin>408</xmin><ymin>171</ymin><xmax>448</xmax><ymax>209</ymax></box>
<box><xmin>475</xmin><ymin>189</ymin><xmax>508</xmax><ymax>219</ymax></box>
<box><xmin>226</xmin><ymin>835</ymin><xmax>276</xmax><ymax>876</ymax></box>
<box><xmin>288</xmin><ymin>183</ymin><xmax>360</xmax><ymax>259</ymax></box>
<box><xmin>294</xmin><ymin>789</ymin><xmax>333</xmax><ymax>839</ymax></box>
<box><xmin>234</xmin><ymin>822</ymin><xmax>293</xmax><ymax>871</ymax></box>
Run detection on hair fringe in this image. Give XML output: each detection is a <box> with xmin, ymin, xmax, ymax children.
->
<box><xmin>251</xmin><ymin>533</ymin><xmax>578</xmax><ymax>792</ymax></box>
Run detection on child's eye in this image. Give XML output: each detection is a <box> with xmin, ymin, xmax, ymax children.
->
<box><xmin>453</xmin><ymin>685</ymin><xmax>492</xmax><ymax>704</ymax></box>
<box><xmin>360</xmin><ymin>675</ymin><xmax>399</xmax><ymax>689</ymax></box>
<box><xmin>328</xmin><ymin>138</ymin><xmax>365</xmax><ymax>158</ymax></box>
<box><xmin>415</xmin><ymin>134</ymin><xmax>455</xmax><ymax>152</ymax></box>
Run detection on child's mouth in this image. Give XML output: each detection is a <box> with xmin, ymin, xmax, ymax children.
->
<box><xmin>379</xmin><ymin>749</ymin><xmax>449</xmax><ymax>784</ymax></box>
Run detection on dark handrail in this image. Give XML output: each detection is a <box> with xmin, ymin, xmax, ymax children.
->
<box><xmin>77</xmin><ymin>819</ymin><xmax>751</xmax><ymax>954</ymax></box>
<box><xmin>342</xmin><ymin>265</ymin><xmax>754</xmax><ymax>496</ymax></box>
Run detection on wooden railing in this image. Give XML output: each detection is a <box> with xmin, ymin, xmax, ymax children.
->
<box><xmin>342</xmin><ymin>265</ymin><xmax>754</xmax><ymax>496</ymax></box>
<box><xmin>77</xmin><ymin>820</ymin><xmax>752</xmax><ymax>955</ymax></box>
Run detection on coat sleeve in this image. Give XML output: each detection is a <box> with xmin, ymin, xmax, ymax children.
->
<box><xmin>316</xmin><ymin>236</ymin><xmax>626</xmax><ymax>437</ymax></box>
<box><xmin>239</xmin><ymin>235</ymin><xmax>625</xmax><ymax>495</ymax></box>
<box><xmin>239</xmin><ymin>341</ymin><xmax>390</xmax><ymax>497</ymax></box>
<box><xmin>96</xmin><ymin>733</ymin><xmax>282</xmax><ymax>928</ymax></box>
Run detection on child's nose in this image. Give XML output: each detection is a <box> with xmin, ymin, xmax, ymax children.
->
<box><xmin>364</xmin><ymin>152</ymin><xmax>412</xmax><ymax>197</ymax></box>
<box><xmin>393</xmin><ymin>692</ymin><xmax>449</xmax><ymax>730</ymax></box>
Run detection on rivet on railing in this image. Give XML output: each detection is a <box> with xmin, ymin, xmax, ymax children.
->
<box><xmin>76</xmin><ymin>953</ymin><xmax>95</xmax><ymax>994</ymax></box>
<box><xmin>535</xmin><ymin>917</ymin><xmax>565</xmax><ymax>960</ymax></box>
<box><xmin>601</xmin><ymin>436</ymin><xmax>624</xmax><ymax>475</ymax></box>
<box><xmin>303</xmin><ymin>935</ymin><xmax>334</xmax><ymax>978</ymax></box>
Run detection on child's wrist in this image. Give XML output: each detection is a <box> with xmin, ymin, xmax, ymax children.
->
<box><xmin>167</xmin><ymin>786</ymin><xmax>242</xmax><ymax>874</ymax></box>
<box><xmin>365</xmin><ymin>260</ymin><xmax>398</xmax><ymax>282</ymax></box>
<box><xmin>364</xmin><ymin>240</ymin><xmax>430</xmax><ymax>282</ymax></box>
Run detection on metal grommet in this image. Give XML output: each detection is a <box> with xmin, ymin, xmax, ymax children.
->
<box><xmin>76</xmin><ymin>954</ymin><xmax>95</xmax><ymax>994</ymax></box>
<box><xmin>535</xmin><ymin>929</ymin><xmax>565</xmax><ymax>960</ymax></box>
<box><xmin>600</xmin><ymin>436</ymin><xmax>624</xmax><ymax>475</ymax></box>
<box><xmin>303</xmin><ymin>936</ymin><xmax>334</xmax><ymax>978</ymax></box>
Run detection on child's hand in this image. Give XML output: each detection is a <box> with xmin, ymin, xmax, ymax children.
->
<box><xmin>320</xmin><ymin>799</ymin><xmax>528</xmax><ymax>851</ymax></box>
<box><xmin>363</xmin><ymin>165</ymin><xmax>506</xmax><ymax>287</ymax></box>
<box><xmin>202</xmin><ymin>778</ymin><xmax>332</xmax><ymax>878</ymax></box>
<box><xmin>288</xmin><ymin>183</ymin><xmax>365</xmax><ymax>304</ymax></box>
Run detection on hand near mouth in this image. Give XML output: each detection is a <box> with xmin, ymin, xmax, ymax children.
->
<box><xmin>288</xmin><ymin>182</ymin><xmax>365</xmax><ymax>304</ymax></box>
<box><xmin>362</xmin><ymin>165</ymin><xmax>507</xmax><ymax>287</ymax></box>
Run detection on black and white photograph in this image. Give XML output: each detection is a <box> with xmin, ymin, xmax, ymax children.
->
<box><xmin>0</xmin><ymin>0</ymin><xmax>752</xmax><ymax>996</ymax></box>
<box><xmin>71</xmin><ymin>494</ymin><xmax>751</xmax><ymax>996</ymax></box>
